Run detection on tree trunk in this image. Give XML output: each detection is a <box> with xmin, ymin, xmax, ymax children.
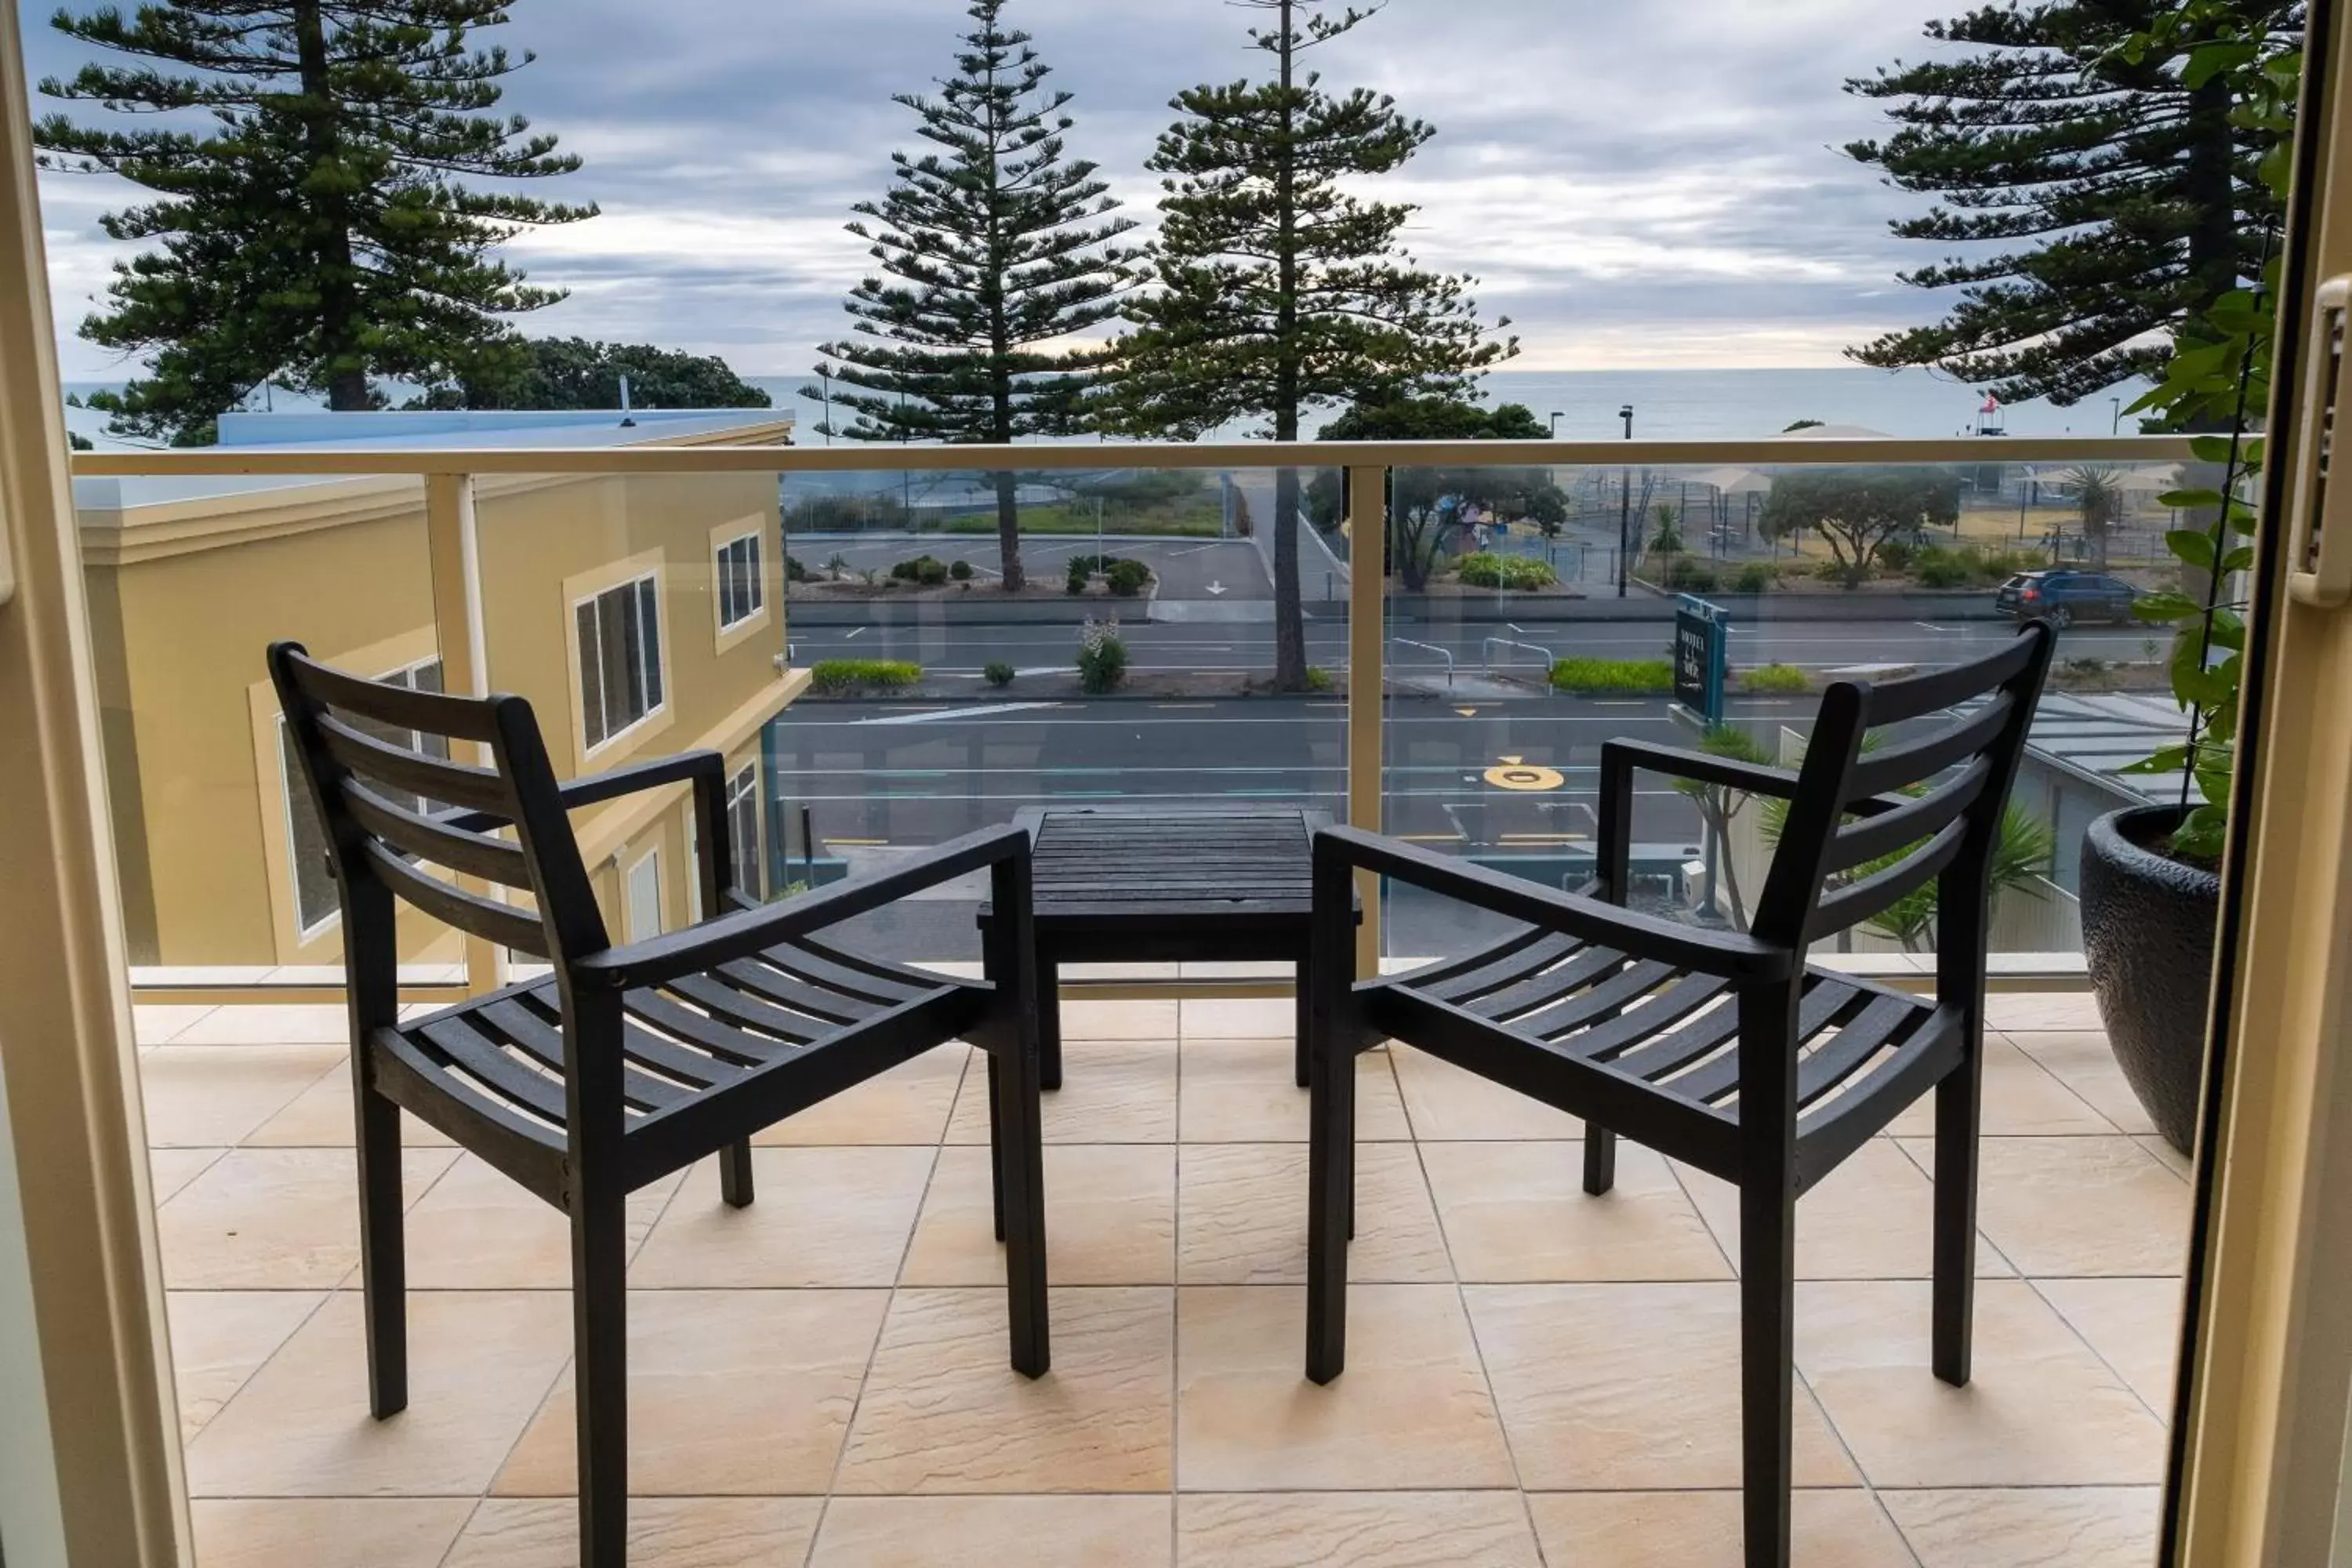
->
<box><xmin>992</xmin><ymin>469</ymin><xmax>1025</xmax><ymax>592</ymax></box>
<box><xmin>292</xmin><ymin>0</ymin><xmax>368</xmax><ymax>412</ymax></box>
<box><xmin>1269</xmin><ymin>0</ymin><xmax>1307</xmax><ymax>691</ymax></box>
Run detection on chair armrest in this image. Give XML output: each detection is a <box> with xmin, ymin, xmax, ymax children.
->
<box><xmin>434</xmin><ymin>750</ymin><xmax>724</xmax><ymax>833</ymax></box>
<box><xmin>1316</xmin><ymin>826</ymin><xmax>1793</xmax><ymax>983</ymax></box>
<box><xmin>575</xmin><ymin>823</ymin><xmax>1032</xmax><ymax>991</ymax></box>
<box><xmin>1595</xmin><ymin>739</ymin><xmax>1802</xmax><ymax>906</ymax></box>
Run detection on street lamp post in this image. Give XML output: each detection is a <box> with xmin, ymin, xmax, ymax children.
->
<box><xmin>1617</xmin><ymin>405</ymin><xmax>1634</xmax><ymax>597</ymax></box>
<box><xmin>1549</xmin><ymin>411</ymin><xmax>1563</xmax><ymax>437</ymax></box>
<box><xmin>2110</xmin><ymin>396</ymin><xmax>2122</xmax><ymax>434</ymax></box>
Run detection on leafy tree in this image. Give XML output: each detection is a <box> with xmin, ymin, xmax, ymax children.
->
<box><xmin>1305</xmin><ymin>398</ymin><xmax>1565</xmax><ymax>590</ymax></box>
<box><xmin>2061</xmin><ymin>463</ymin><xmax>2127</xmax><ymax>567</ymax></box>
<box><xmin>1782</xmin><ymin>418</ymin><xmax>1824</xmax><ymax>432</ymax></box>
<box><xmin>808</xmin><ymin>0</ymin><xmax>1138</xmax><ymax>591</ymax></box>
<box><xmin>1109</xmin><ymin>0</ymin><xmax>1516</xmax><ymax>688</ymax></box>
<box><xmin>415</xmin><ymin>337</ymin><xmax>772</xmax><ymax>411</ymax></box>
<box><xmin>1757</xmin><ymin>468</ymin><xmax>1961</xmax><ymax>587</ymax></box>
<box><xmin>1844</xmin><ymin>0</ymin><xmax>2299</xmax><ymax>408</ymax></box>
<box><xmin>38</xmin><ymin>1</ymin><xmax>593</xmax><ymax>445</ymax></box>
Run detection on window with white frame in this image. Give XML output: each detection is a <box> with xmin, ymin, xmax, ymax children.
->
<box><xmin>576</xmin><ymin>574</ymin><xmax>664</xmax><ymax>751</ymax></box>
<box><xmin>626</xmin><ymin>849</ymin><xmax>663</xmax><ymax>942</ymax></box>
<box><xmin>727</xmin><ymin>761</ymin><xmax>762</xmax><ymax>900</ymax></box>
<box><xmin>278</xmin><ymin>656</ymin><xmax>445</xmax><ymax>938</ymax></box>
<box><xmin>715</xmin><ymin>531</ymin><xmax>764</xmax><ymax>631</ymax></box>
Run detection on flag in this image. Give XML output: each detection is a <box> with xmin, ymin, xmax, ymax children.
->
<box><xmin>1980</xmin><ymin>394</ymin><xmax>2001</xmax><ymax>414</ymax></box>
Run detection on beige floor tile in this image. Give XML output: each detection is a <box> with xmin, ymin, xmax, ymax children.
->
<box><xmin>1883</xmin><ymin>1486</ymin><xmax>2161</xmax><ymax>1566</ymax></box>
<box><xmin>903</xmin><ymin>1144</ymin><xmax>1174</xmax><ymax>1286</ymax></box>
<box><xmin>244</xmin><ymin>1072</ymin><xmax>456</xmax><ymax>1148</ymax></box>
<box><xmin>1465</xmin><ymin>1282</ymin><xmax>1855</xmax><ymax>1490</ymax></box>
<box><xmin>158</xmin><ymin>1146</ymin><xmax>460</xmax><ymax>1290</ymax></box>
<box><xmin>135</xmin><ymin>1003</ymin><xmax>217</xmax><ymax>1046</ymax></box>
<box><xmin>447</xmin><ymin>1497</ymin><xmax>823</xmax><ymax>1567</ymax></box>
<box><xmin>496</xmin><ymin>1290</ymin><xmax>890</xmax><ymax>1496</ymax></box>
<box><xmin>1389</xmin><ymin>1047</ymin><xmax>1580</xmax><ymax>1141</ymax></box>
<box><xmin>1984</xmin><ymin>992</ymin><xmax>2106</xmax><ymax>1032</ymax></box>
<box><xmin>2006</xmin><ymin>1031</ymin><xmax>2157</xmax><ymax>1136</ymax></box>
<box><xmin>1922</xmin><ymin>1136</ymin><xmax>2190</xmax><ymax>1276</ymax></box>
<box><xmin>1795</xmin><ymin>1279</ymin><xmax>2166</xmax><ymax>1486</ymax></box>
<box><xmin>1526</xmin><ymin>1490</ymin><xmax>1907</xmax><ymax>1566</ymax></box>
<box><xmin>1179</xmin><ymin>1040</ymin><xmax>1410</xmax><ymax>1142</ymax></box>
<box><xmin>168</xmin><ymin>1290</ymin><xmax>327</xmax><ymax>1441</ymax></box>
<box><xmin>1176</xmin><ymin>1143</ymin><xmax>1453</xmax><ymax>1285</ymax></box>
<box><xmin>1423</xmin><ymin>1140</ymin><xmax>1729</xmax><ymax>1283</ymax></box>
<box><xmin>175</xmin><ymin>1004</ymin><xmax>355</xmax><ymax>1046</ymax></box>
<box><xmin>756</xmin><ymin>1048</ymin><xmax>970</xmax><ymax>1145</ymax></box>
<box><xmin>2137</xmin><ymin>1134</ymin><xmax>2194</xmax><ymax>1178</ymax></box>
<box><xmin>138</xmin><ymin>1045</ymin><xmax>346</xmax><ymax>1147</ymax></box>
<box><xmin>185</xmin><ymin>1290</ymin><xmax>575</xmax><ymax>1496</ymax></box>
<box><xmin>816</xmin><ymin>1495</ymin><xmax>1172</xmax><ymax>1566</ymax></box>
<box><xmin>839</xmin><ymin>1286</ymin><xmax>1172</xmax><ymax>1493</ymax></box>
<box><xmin>946</xmin><ymin>1038</ymin><xmax>1178</xmax><ymax>1144</ymax></box>
<box><xmin>1177</xmin><ymin>1284</ymin><xmax>1512</xmax><ymax>1491</ymax></box>
<box><xmin>1679</xmin><ymin>1138</ymin><xmax>2010</xmax><ymax>1280</ymax></box>
<box><xmin>150</xmin><ymin>1145</ymin><xmax>227</xmax><ymax>1204</ymax></box>
<box><xmin>628</xmin><ymin>1146</ymin><xmax>937</xmax><ymax>1288</ymax></box>
<box><xmin>1886</xmin><ymin>1035</ymin><xmax>2118</xmax><ymax>1137</ymax></box>
<box><xmin>1182</xmin><ymin>996</ymin><xmax>1297</xmax><ymax>1038</ymax></box>
<box><xmin>188</xmin><ymin>1498</ymin><xmax>474</xmax><ymax>1567</ymax></box>
<box><xmin>2038</xmin><ymin>1276</ymin><xmax>2185</xmax><ymax>1412</ymax></box>
<box><xmin>1178</xmin><ymin>1491</ymin><xmax>1540</xmax><ymax>1566</ymax></box>
<box><xmin>405</xmin><ymin>1157</ymin><xmax>684</xmax><ymax>1290</ymax></box>
<box><xmin>1064</xmin><ymin>997</ymin><xmax>1179</xmax><ymax>1037</ymax></box>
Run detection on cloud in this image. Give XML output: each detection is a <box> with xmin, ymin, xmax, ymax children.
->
<box><xmin>27</xmin><ymin>0</ymin><xmax>1965</xmax><ymax>379</ymax></box>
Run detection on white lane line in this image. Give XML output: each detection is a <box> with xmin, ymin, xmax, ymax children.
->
<box><xmin>844</xmin><ymin>626</ymin><xmax>866</xmax><ymax>640</ymax></box>
<box><xmin>1169</xmin><ymin>543</ymin><xmax>1221</xmax><ymax>557</ymax></box>
<box><xmin>1915</xmin><ymin>622</ymin><xmax>1956</xmax><ymax>633</ymax></box>
<box><xmin>856</xmin><ymin>702</ymin><xmax>1065</xmax><ymax>726</ymax></box>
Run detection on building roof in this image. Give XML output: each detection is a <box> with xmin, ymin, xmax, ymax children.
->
<box><xmin>2020</xmin><ymin>691</ymin><xmax>2201</xmax><ymax>806</ymax></box>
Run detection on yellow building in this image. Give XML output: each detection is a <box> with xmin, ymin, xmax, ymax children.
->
<box><xmin>77</xmin><ymin>408</ymin><xmax>799</xmax><ymax>969</ymax></box>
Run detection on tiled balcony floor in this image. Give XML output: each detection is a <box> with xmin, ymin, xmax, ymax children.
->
<box><xmin>138</xmin><ymin>992</ymin><xmax>2188</xmax><ymax>1566</ymax></box>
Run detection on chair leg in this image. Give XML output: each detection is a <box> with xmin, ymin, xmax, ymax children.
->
<box><xmin>1294</xmin><ymin>949</ymin><xmax>1312</xmax><ymax>1090</ymax></box>
<box><xmin>1931</xmin><ymin>1062</ymin><xmax>1982</xmax><ymax>1388</ymax></box>
<box><xmin>1305</xmin><ymin>1004</ymin><xmax>1355</xmax><ymax>1384</ymax></box>
<box><xmin>718</xmin><ymin>1140</ymin><xmax>755</xmax><ymax>1210</ymax></box>
<box><xmin>1037</xmin><ymin>942</ymin><xmax>1064</xmax><ymax>1093</ymax></box>
<box><xmin>1583</xmin><ymin>1127</ymin><xmax>1618</xmax><ymax>1196</ymax></box>
<box><xmin>354</xmin><ymin>1080</ymin><xmax>408</xmax><ymax>1420</ymax></box>
<box><xmin>1738</xmin><ymin>1175</ymin><xmax>1796</xmax><ymax>1568</ymax></box>
<box><xmin>989</xmin><ymin>1033</ymin><xmax>1051</xmax><ymax>1377</ymax></box>
<box><xmin>570</xmin><ymin>1183</ymin><xmax>630</xmax><ymax>1568</ymax></box>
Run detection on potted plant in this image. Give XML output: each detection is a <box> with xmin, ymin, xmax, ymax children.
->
<box><xmin>2080</xmin><ymin>2</ymin><xmax>2296</xmax><ymax>1154</ymax></box>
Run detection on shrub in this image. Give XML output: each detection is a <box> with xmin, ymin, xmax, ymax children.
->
<box><xmin>1065</xmin><ymin>555</ymin><xmax>1090</xmax><ymax>594</ymax></box>
<box><xmin>949</xmin><ymin>558</ymin><xmax>975</xmax><ymax>581</ymax></box>
<box><xmin>1732</xmin><ymin>562</ymin><xmax>1775</xmax><ymax>595</ymax></box>
<box><xmin>1456</xmin><ymin>550</ymin><xmax>1558</xmax><ymax>590</ymax></box>
<box><xmin>810</xmin><ymin>659</ymin><xmax>921</xmax><ymax>694</ymax></box>
<box><xmin>785</xmin><ymin>553</ymin><xmax>810</xmax><ymax>583</ymax></box>
<box><xmin>1076</xmin><ymin>619</ymin><xmax>1128</xmax><ymax>694</ymax></box>
<box><xmin>1548</xmin><ymin>657</ymin><xmax>1674</xmax><ymax>694</ymax></box>
<box><xmin>890</xmin><ymin>554</ymin><xmax>950</xmax><ymax>586</ymax></box>
<box><xmin>1105</xmin><ymin>558</ymin><xmax>1152</xmax><ymax>597</ymax></box>
<box><xmin>983</xmin><ymin>661</ymin><xmax>1015</xmax><ymax>688</ymax></box>
<box><xmin>1304</xmin><ymin>666</ymin><xmax>1335</xmax><ymax>693</ymax></box>
<box><xmin>1876</xmin><ymin>537</ymin><xmax>1918</xmax><ymax>572</ymax></box>
<box><xmin>1739</xmin><ymin>663</ymin><xmax>1811</xmax><ymax>695</ymax></box>
<box><xmin>1660</xmin><ymin>556</ymin><xmax>1718</xmax><ymax>594</ymax></box>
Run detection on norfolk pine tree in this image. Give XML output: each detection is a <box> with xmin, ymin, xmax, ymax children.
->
<box><xmin>1109</xmin><ymin>0</ymin><xmax>1515</xmax><ymax>691</ymax></box>
<box><xmin>1843</xmin><ymin>1</ymin><xmax>2298</xmax><ymax>409</ymax></box>
<box><xmin>809</xmin><ymin>0</ymin><xmax>1138</xmax><ymax>592</ymax></box>
<box><xmin>38</xmin><ymin>0</ymin><xmax>593</xmax><ymax>445</ymax></box>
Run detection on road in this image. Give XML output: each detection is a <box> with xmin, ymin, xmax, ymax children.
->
<box><xmin>789</xmin><ymin>533</ymin><xmax>1278</xmax><ymax>602</ymax></box>
<box><xmin>787</xmin><ymin>613</ymin><xmax>2156</xmax><ymax>681</ymax></box>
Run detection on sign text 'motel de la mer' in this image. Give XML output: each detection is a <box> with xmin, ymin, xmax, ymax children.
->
<box><xmin>1674</xmin><ymin>594</ymin><xmax>1729</xmax><ymax>724</ymax></box>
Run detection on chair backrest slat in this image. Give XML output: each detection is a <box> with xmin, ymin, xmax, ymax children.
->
<box><xmin>1749</xmin><ymin>622</ymin><xmax>2053</xmax><ymax>956</ymax></box>
<box><xmin>342</xmin><ymin>781</ymin><xmax>532</xmax><ymax>889</ymax></box>
<box><xmin>1820</xmin><ymin>755</ymin><xmax>1992</xmax><ymax>880</ymax></box>
<box><xmin>363</xmin><ymin>841</ymin><xmax>550</xmax><ymax>954</ymax></box>
<box><xmin>317</xmin><ymin>712</ymin><xmax>507</xmax><ymax>815</ymax></box>
<box><xmin>270</xmin><ymin>641</ymin><xmax>609</xmax><ymax>968</ymax></box>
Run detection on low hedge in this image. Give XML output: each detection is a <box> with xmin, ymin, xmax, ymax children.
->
<box><xmin>810</xmin><ymin>658</ymin><xmax>922</xmax><ymax>694</ymax></box>
<box><xmin>1549</xmin><ymin>657</ymin><xmax>1673</xmax><ymax>694</ymax></box>
<box><xmin>1739</xmin><ymin>663</ymin><xmax>1811</xmax><ymax>695</ymax></box>
<box><xmin>1457</xmin><ymin>551</ymin><xmax>1557</xmax><ymax>590</ymax></box>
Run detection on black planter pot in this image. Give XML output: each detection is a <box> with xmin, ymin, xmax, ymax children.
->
<box><xmin>2080</xmin><ymin>804</ymin><xmax>2221</xmax><ymax>1156</ymax></box>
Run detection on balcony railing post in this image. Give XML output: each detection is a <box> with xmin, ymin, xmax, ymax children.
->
<box><xmin>1345</xmin><ymin>463</ymin><xmax>1387</xmax><ymax>978</ymax></box>
<box><xmin>423</xmin><ymin>471</ymin><xmax>503</xmax><ymax>996</ymax></box>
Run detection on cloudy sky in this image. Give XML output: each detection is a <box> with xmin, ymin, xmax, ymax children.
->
<box><xmin>28</xmin><ymin>0</ymin><xmax>1971</xmax><ymax>382</ymax></box>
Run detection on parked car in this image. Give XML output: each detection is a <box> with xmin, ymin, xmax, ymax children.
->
<box><xmin>1994</xmin><ymin>569</ymin><xmax>2139</xmax><ymax>628</ymax></box>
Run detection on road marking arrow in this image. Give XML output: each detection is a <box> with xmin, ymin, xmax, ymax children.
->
<box><xmin>1204</xmin><ymin>580</ymin><xmax>1228</xmax><ymax>596</ymax></box>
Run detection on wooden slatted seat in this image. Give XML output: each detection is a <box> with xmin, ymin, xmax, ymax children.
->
<box><xmin>1301</xmin><ymin>623</ymin><xmax>2055</xmax><ymax>1568</ymax></box>
<box><xmin>269</xmin><ymin>643</ymin><xmax>1049</xmax><ymax>1568</ymax></box>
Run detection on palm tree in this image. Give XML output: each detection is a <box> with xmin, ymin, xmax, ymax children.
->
<box><xmin>2061</xmin><ymin>464</ymin><xmax>2125</xmax><ymax>569</ymax></box>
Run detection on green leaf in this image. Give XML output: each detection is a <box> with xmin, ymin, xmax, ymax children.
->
<box><xmin>2166</xmin><ymin>529</ymin><xmax>2217</xmax><ymax>571</ymax></box>
<box><xmin>2120</xmin><ymin>743</ymin><xmax>2193</xmax><ymax>777</ymax></box>
<box><xmin>2189</xmin><ymin>433</ymin><xmax>2245</xmax><ymax>465</ymax></box>
<box><xmin>2158</xmin><ymin>488</ymin><xmax>2227</xmax><ymax>510</ymax></box>
<box><xmin>2132</xmin><ymin>590</ymin><xmax>2205</xmax><ymax>624</ymax></box>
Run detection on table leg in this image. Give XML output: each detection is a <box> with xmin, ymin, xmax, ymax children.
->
<box><xmin>1038</xmin><ymin>937</ymin><xmax>1063</xmax><ymax>1092</ymax></box>
<box><xmin>1294</xmin><ymin>942</ymin><xmax>1312</xmax><ymax>1090</ymax></box>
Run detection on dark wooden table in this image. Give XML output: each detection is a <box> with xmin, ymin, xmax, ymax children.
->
<box><xmin>981</xmin><ymin>804</ymin><xmax>1342</xmax><ymax>1091</ymax></box>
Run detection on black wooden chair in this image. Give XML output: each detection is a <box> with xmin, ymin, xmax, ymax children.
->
<box><xmin>1301</xmin><ymin>623</ymin><xmax>2053</xmax><ymax>1568</ymax></box>
<box><xmin>269</xmin><ymin>642</ymin><xmax>1049</xmax><ymax>1568</ymax></box>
